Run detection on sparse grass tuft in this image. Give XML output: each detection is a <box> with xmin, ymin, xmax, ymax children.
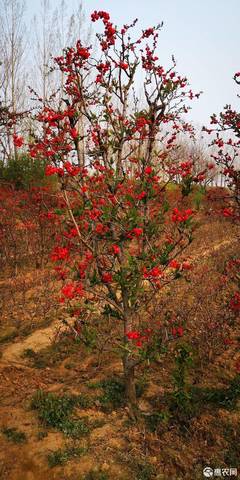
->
<box><xmin>47</xmin><ymin>445</ymin><xmax>87</xmax><ymax>468</ymax></box>
<box><xmin>82</xmin><ymin>470</ymin><xmax>109</xmax><ymax>480</ymax></box>
<box><xmin>31</xmin><ymin>390</ymin><xmax>95</xmax><ymax>438</ymax></box>
<box><xmin>30</xmin><ymin>390</ymin><xmax>76</xmax><ymax>428</ymax></box>
<box><xmin>88</xmin><ymin>376</ymin><xmax>146</xmax><ymax>411</ymax></box>
<box><xmin>1</xmin><ymin>427</ymin><xmax>27</xmax><ymax>444</ymax></box>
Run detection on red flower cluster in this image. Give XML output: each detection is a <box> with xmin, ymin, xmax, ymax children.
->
<box><xmin>143</xmin><ymin>266</ymin><xmax>162</xmax><ymax>279</ymax></box>
<box><xmin>51</xmin><ymin>246</ymin><xmax>69</xmax><ymax>262</ymax></box>
<box><xmin>45</xmin><ymin>165</ymin><xmax>64</xmax><ymax>176</ymax></box>
<box><xmin>172</xmin><ymin>326</ymin><xmax>184</xmax><ymax>337</ymax></box>
<box><xmin>169</xmin><ymin>260</ymin><xmax>180</xmax><ymax>269</ymax></box>
<box><xmin>135</xmin><ymin>116</ymin><xmax>151</xmax><ymax>131</ymax></box>
<box><xmin>64</xmin><ymin>161</ymin><xmax>81</xmax><ymax>177</ymax></box>
<box><xmin>91</xmin><ymin>11</ymin><xmax>116</xmax><ymax>50</ymax></box>
<box><xmin>127</xmin><ymin>227</ymin><xmax>143</xmax><ymax>239</ymax></box>
<box><xmin>171</xmin><ymin>208</ymin><xmax>193</xmax><ymax>222</ymax></box>
<box><xmin>112</xmin><ymin>244</ymin><xmax>120</xmax><ymax>255</ymax></box>
<box><xmin>61</xmin><ymin>282</ymin><xmax>84</xmax><ymax>300</ymax></box>
<box><xmin>13</xmin><ymin>134</ymin><xmax>24</xmax><ymax>148</ymax></box>
<box><xmin>126</xmin><ymin>329</ymin><xmax>152</xmax><ymax>347</ymax></box>
<box><xmin>76</xmin><ymin>41</ymin><xmax>90</xmax><ymax>60</ymax></box>
<box><xmin>230</xmin><ymin>292</ymin><xmax>240</xmax><ymax>312</ymax></box>
<box><xmin>78</xmin><ymin>252</ymin><xmax>93</xmax><ymax>279</ymax></box>
<box><xmin>102</xmin><ymin>272</ymin><xmax>113</xmax><ymax>283</ymax></box>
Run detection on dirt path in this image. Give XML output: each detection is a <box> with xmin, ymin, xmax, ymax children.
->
<box><xmin>0</xmin><ymin>320</ymin><xmax>62</xmax><ymax>364</ymax></box>
<box><xmin>0</xmin><ymin>236</ymin><xmax>237</xmax><ymax>367</ymax></box>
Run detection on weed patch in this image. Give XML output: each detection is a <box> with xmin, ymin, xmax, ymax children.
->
<box><xmin>1</xmin><ymin>427</ymin><xmax>27</xmax><ymax>444</ymax></box>
<box><xmin>48</xmin><ymin>445</ymin><xmax>87</xmax><ymax>468</ymax></box>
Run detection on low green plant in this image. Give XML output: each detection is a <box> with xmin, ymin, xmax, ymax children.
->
<box><xmin>60</xmin><ymin>418</ymin><xmax>89</xmax><ymax>438</ymax></box>
<box><xmin>88</xmin><ymin>376</ymin><xmax>146</xmax><ymax>411</ymax></box>
<box><xmin>31</xmin><ymin>390</ymin><xmax>94</xmax><ymax>438</ymax></box>
<box><xmin>31</xmin><ymin>390</ymin><xmax>76</xmax><ymax>428</ymax></box>
<box><xmin>82</xmin><ymin>470</ymin><xmax>109</xmax><ymax>480</ymax></box>
<box><xmin>36</xmin><ymin>430</ymin><xmax>48</xmax><ymax>440</ymax></box>
<box><xmin>170</xmin><ymin>343</ymin><xmax>194</xmax><ymax>424</ymax></box>
<box><xmin>47</xmin><ymin>445</ymin><xmax>87</xmax><ymax>468</ymax></box>
<box><xmin>223</xmin><ymin>422</ymin><xmax>240</xmax><ymax>466</ymax></box>
<box><xmin>191</xmin><ymin>374</ymin><xmax>240</xmax><ymax>411</ymax></box>
<box><xmin>1</xmin><ymin>427</ymin><xmax>27</xmax><ymax>444</ymax></box>
<box><xmin>145</xmin><ymin>411</ymin><xmax>170</xmax><ymax>433</ymax></box>
<box><xmin>75</xmin><ymin>394</ymin><xmax>94</xmax><ymax>409</ymax></box>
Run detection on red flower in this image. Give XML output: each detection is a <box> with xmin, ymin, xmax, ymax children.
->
<box><xmin>223</xmin><ymin>208</ymin><xmax>234</xmax><ymax>217</ymax></box>
<box><xmin>177</xmin><ymin>326</ymin><xmax>184</xmax><ymax>337</ymax></box>
<box><xmin>172</xmin><ymin>326</ymin><xmax>184</xmax><ymax>337</ymax></box>
<box><xmin>51</xmin><ymin>246</ymin><xmax>69</xmax><ymax>262</ymax></box>
<box><xmin>70</xmin><ymin>127</ymin><xmax>78</xmax><ymax>140</ymax></box>
<box><xmin>230</xmin><ymin>292</ymin><xmax>240</xmax><ymax>311</ymax></box>
<box><xmin>169</xmin><ymin>259</ymin><xmax>180</xmax><ymax>269</ymax></box>
<box><xmin>45</xmin><ymin>165</ymin><xmax>58</xmax><ymax>176</ymax></box>
<box><xmin>132</xmin><ymin>227</ymin><xmax>143</xmax><ymax>237</ymax></box>
<box><xmin>13</xmin><ymin>134</ymin><xmax>24</xmax><ymax>148</ymax></box>
<box><xmin>61</xmin><ymin>283</ymin><xmax>75</xmax><ymax>299</ymax></box>
<box><xmin>126</xmin><ymin>331</ymin><xmax>141</xmax><ymax>340</ymax></box>
<box><xmin>182</xmin><ymin>261</ymin><xmax>192</xmax><ymax>270</ymax></box>
<box><xmin>171</xmin><ymin>208</ymin><xmax>193</xmax><ymax>222</ymax></box>
<box><xmin>119</xmin><ymin>62</ymin><xmax>128</xmax><ymax>70</ymax></box>
<box><xmin>102</xmin><ymin>272</ymin><xmax>113</xmax><ymax>283</ymax></box>
<box><xmin>137</xmin><ymin>191</ymin><xmax>147</xmax><ymax>200</ymax></box>
<box><xmin>135</xmin><ymin>116</ymin><xmax>150</xmax><ymax>130</ymax></box>
<box><xmin>144</xmin><ymin>266</ymin><xmax>162</xmax><ymax>279</ymax></box>
<box><xmin>144</xmin><ymin>166</ymin><xmax>153</xmax><ymax>175</ymax></box>
<box><xmin>112</xmin><ymin>244</ymin><xmax>120</xmax><ymax>255</ymax></box>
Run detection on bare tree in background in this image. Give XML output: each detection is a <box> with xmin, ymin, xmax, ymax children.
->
<box><xmin>0</xmin><ymin>0</ymin><xmax>27</xmax><ymax>161</ymax></box>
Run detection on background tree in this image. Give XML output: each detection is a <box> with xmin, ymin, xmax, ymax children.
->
<box><xmin>0</xmin><ymin>0</ymin><xmax>27</xmax><ymax>161</ymax></box>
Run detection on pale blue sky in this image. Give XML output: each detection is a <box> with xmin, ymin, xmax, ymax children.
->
<box><xmin>25</xmin><ymin>0</ymin><xmax>240</xmax><ymax>126</ymax></box>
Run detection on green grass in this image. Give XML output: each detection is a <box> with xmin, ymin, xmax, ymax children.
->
<box><xmin>31</xmin><ymin>390</ymin><xmax>76</xmax><ymax>428</ymax></box>
<box><xmin>59</xmin><ymin>418</ymin><xmax>89</xmax><ymax>438</ymax></box>
<box><xmin>88</xmin><ymin>376</ymin><xmax>146</xmax><ymax>411</ymax></box>
<box><xmin>1</xmin><ymin>427</ymin><xmax>27</xmax><ymax>444</ymax></box>
<box><xmin>47</xmin><ymin>445</ymin><xmax>87</xmax><ymax>468</ymax></box>
<box><xmin>31</xmin><ymin>390</ymin><xmax>100</xmax><ymax>439</ymax></box>
<box><xmin>190</xmin><ymin>374</ymin><xmax>240</xmax><ymax>411</ymax></box>
<box><xmin>81</xmin><ymin>471</ymin><xmax>109</xmax><ymax>480</ymax></box>
<box><xmin>148</xmin><ymin>374</ymin><xmax>240</xmax><ymax>432</ymax></box>
<box><xmin>31</xmin><ymin>390</ymin><xmax>91</xmax><ymax>438</ymax></box>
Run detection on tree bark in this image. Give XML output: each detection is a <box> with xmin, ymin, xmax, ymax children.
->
<box><xmin>122</xmin><ymin>355</ymin><xmax>138</xmax><ymax>420</ymax></box>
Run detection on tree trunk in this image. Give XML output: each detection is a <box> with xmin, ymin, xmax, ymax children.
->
<box><xmin>122</xmin><ymin>356</ymin><xmax>138</xmax><ymax>420</ymax></box>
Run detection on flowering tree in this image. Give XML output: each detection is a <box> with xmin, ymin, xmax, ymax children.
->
<box><xmin>203</xmin><ymin>73</ymin><xmax>240</xmax><ymax>329</ymax></box>
<box><xmin>29</xmin><ymin>11</ymin><xmax>203</xmax><ymax>416</ymax></box>
<box><xmin>204</xmin><ymin>72</ymin><xmax>240</xmax><ymax>220</ymax></box>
